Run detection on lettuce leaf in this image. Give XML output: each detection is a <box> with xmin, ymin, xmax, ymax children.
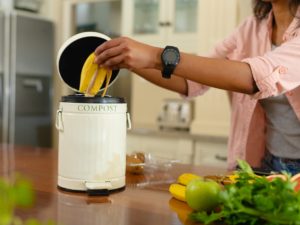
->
<box><xmin>190</xmin><ymin>160</ymin><xmax>300</xmax><ymax>225</ymax></box>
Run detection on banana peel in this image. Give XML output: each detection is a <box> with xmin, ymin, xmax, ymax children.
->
<box><xmin>79</xmin><ymin>53</ymin><xmax>112</xmax><ymax>96</ymax></box>
<box><xmin>169</xmin><ymin>173</ymin><xmax>202</xmax><ymax>202</ymax></box>
<box><xmin>177</xmin><ymin>173</ymin><xmax>202</xmax><ymax>186</ymax></box>
<box><xmin>101</xmin><ymin>69</ymin><xmax>112</xmax><ymax>97</ymax></box>
<box><xmin>169</xmin><ymin>183</ymin><xmax>187</xmax><ymax>202</ymax></box>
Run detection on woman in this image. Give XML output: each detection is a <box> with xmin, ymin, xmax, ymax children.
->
<box><xmin>94</xmin><ymin>0</ymin><xmax>300</xmax><ymax>174</ymax></box>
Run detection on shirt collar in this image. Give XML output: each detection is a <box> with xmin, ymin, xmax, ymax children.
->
<box><xmin>285</xmin><ymin>7</ymin><xmax>300</xmax><ymax>35</ymax></box>
<box><xmin>264</xmin><ymin>6</ymin><xmax>300</xmax><ymax>36</ymax></box>
<box><xmin>265</xmin><ymin>10</ymin><xmax>274</xmax><ymax>33</ymax></box>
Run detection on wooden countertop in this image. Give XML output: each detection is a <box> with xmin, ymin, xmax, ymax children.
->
<box><xmin>0</xmin><ymin>145</ymin><xmax>227</xmax><ymax>225</ymax></box>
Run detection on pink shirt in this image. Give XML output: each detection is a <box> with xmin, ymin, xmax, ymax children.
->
<box><xmin>187</xmin><ymin>10</ymin><xmax>300</xmax><ymax>170</ymax></box>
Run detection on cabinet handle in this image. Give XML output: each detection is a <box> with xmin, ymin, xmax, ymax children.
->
<box><xmin>159</xmin><ymin>21</ymin><xmax>172</xmax><ymax>27</ymax></box>
<box><xmin>23</xmin><ymin>78</ymin><xmax>43</xmax><ymax>92</ymax></box>
<box><xmin>165</xmin><ymin>21</ymin><xmax>171</xmax><ymax>26</ymax></box>
<box><xmin>159</xmin><ymin>22</ymin><xmax>166</xmax><ymax>27</ymax></box>
<box><xmin>215</xmin><ymin>154</ymin><xmax>227</xmax><ymax>162</ymax></box>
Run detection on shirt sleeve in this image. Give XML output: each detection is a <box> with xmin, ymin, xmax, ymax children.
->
<box><xmin>243</xmin><ymin>35</ymin><xmax>300</xmax><ymax>99</ymax></box>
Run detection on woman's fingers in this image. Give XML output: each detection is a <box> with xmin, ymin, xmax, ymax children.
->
<box><xmin>95</xmin><ymin>37</ymin><xmax>134</xmax><ymax>69</ymax></box>
<box><xmin>95</xmin><ymin>37</ymin><xmax>123</xmax><ymax>55</ymax></box>
<box><xmin>94</xmin><ymin>43</ymin><xmax>124</xmax><ymax>65</ymax></box>
<box><xmin>94</xmin><ymin>36</ymin><xmax>158</xmax><ymax>71</ymax></box>
<box><xmin>101</xmin><ymin>54</ymin><xmax>127</xmax><ymax>70</ymax></box>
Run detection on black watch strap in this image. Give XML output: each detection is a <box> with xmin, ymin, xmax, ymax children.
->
<box><xmin>162</xmin><ymin>65</ymin><xmax>175</xmax><ymax>79</ymax></box>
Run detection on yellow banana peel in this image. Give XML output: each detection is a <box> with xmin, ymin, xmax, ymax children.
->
<box><xmin>177</xmin><ymin>173</ymin><xmax>201</xmax><ymax>186</ymax></box>
<box><xmin>101</xmin><ymin>69</ymin><xmax>112</xmax><ymax>97</ymax></box>
<box><xmin>169</xmin><ymin>173</ymin><xmax>201</xmax><ymax>202</ymax></box>
<box><xmin>169</xmin><ymin>183</ymin><xmax>186</xmax><ymax>202</ymax></box>
<box><xmin>79</xmin><ymin>53</ymin><xmax>112</xmax><ymax>96</ymax></box>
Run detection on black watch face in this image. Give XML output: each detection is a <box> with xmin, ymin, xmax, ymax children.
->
<box><xmin>163</xmin><ymin>48</ymin><xmax>180</xmax><ymax>64</ymax></box>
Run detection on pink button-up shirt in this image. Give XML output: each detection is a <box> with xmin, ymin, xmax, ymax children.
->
<box><xmin>187</xmin><ymin>10</ymin><xmax>300</xmax><ymax>170</ymax></box>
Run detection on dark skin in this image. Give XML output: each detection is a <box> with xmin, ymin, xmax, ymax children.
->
<box><xmin>94</xmin><ymin>0</ymin><xmax>293</xmax><ymax>96</ymax></box>
<box><xmin>268</xmin><ymin>0</ymin><xmax>294</xmax><ymax>45</ymax></box>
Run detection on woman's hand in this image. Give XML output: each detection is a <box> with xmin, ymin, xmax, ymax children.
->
<box><xmin>94</xmin><ymin>37</ymin><xmax>161</xmax><ymax>71</ymax></box>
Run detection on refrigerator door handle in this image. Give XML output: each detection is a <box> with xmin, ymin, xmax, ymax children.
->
<box><xmin>8</xmin><ymin>11</ymin><xmax>17</xmax><ymax>145</ymax></box>
<box><xmin>1</xmin><ymin>10</ymin><xmax>11</xmax><ymax>143</ymax></box>
<box><xmin>22</xmin><ymin>78</ymin><xmax>43</xmax><ymax>92</ymax></box>
<box><xmin>0</xmin><ymin>75</ymin><xmax>2</xmax><ymax>107</ymax></box>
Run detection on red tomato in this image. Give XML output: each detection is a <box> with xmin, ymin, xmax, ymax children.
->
<box><xmin>291</xmin><ymin>173</ymin><xmax>300</xmax><ymax>192</ymax></box>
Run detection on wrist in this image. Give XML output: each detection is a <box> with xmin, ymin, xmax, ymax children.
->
<box><xmin>153</xmin><ymin>47</ymin><xmax>163</xmax><ymax>70</ymax></box>
<box><xmin>160</xmin><ymin>46</ymin><xmax>180</xmax><ymax>79</ymax></box>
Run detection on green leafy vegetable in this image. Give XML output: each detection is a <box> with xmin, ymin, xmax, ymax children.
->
<box><xmin>190</xmin><ymin>160</ymin><xmax>300</xmax><ymax>225</ymax></box>
<box><xmin>0</xmin><ymin>174</ymin><xmax>34</xmax><ymax>225</ymax></box>
<box><xmin>0</xmin><ymin>174</ymin><xmax>55</xmax><ymax>225</ymax></box>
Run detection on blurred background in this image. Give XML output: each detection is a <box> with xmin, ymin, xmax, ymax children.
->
<box><xmin>0</xmin><ymin>0</ymin><xmax>253</xmax><ymax>169</ymax></box>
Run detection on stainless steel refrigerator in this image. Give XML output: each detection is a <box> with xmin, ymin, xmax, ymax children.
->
<box><xmin>0</xmin><ymin>9</ymin><xmax>54</xmax><ymax>147</ymax></box>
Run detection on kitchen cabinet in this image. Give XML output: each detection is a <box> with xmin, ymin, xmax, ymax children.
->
<box><xmin>126</xmin><ymin>129</ymin><xmax>228</xmax><ymax>168</ymax></box>
<box><xmin>122</xmin><ymin>0</ymin><xmax>200</xmax><ymax>53</ymax></box>
<box><xmin>193</xmin><ymin>137</ymin><xmax>228</xmax><ymax>169</ymax></box>
<box><xmin>126</xmin><ymin>130</ymin><xmax>194</xmax><ymax>164</ymax></box>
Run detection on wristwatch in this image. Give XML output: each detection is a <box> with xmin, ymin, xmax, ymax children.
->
<box><xmin>161</xmin><ymin>46</ymin><xmax>180</xmax><ymax>79</ymax></box>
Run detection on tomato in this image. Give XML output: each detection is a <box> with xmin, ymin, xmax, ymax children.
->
<box><xmin>185</xmin><ymin>178</ymin><xmax>221</xmax><ymax>212</ymax></box>
<box><xmin>291</xmin><ymin>173</ymin><xmax>300</xmax><ymax>192</ymax></box>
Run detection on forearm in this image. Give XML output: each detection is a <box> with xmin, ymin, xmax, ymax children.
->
<box><xmin>153</xmin><ymin>48</ymin><xmax>257</xmax><ymax>94</ymax></box>
<box><xmin>178</xmin><ymin>53</ymin><xmax>256</xmax><ymax>94</ymax></box>
<box><xmin>132</xmin><ymin>68</ymin><xmax>188</xmax><ymax>95</ymax></box>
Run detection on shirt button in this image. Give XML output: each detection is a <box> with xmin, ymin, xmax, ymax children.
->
<box><xmin>279</xmin><ymin>67</ymin><xmax>288</xmax><ymax>74</ymax></box>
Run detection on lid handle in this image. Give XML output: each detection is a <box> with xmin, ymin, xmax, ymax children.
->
<box><xmin>127</xmin><ymin>112</ymin><xmax>132</xmax><ymax>130</ymax></box>
<box><xmin>55</xmin><ymin>109</ymin><xmax>64</xmax><ymax>131</ymax></box>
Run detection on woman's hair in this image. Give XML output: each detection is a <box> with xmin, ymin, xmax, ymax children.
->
<box><xmin>253</xmin><ymin>0</ymin><xmax>300</xmax><ymax>20</ymax></box>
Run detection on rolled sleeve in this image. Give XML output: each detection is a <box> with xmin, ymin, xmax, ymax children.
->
<box><xmin>243</xmin><ymin>36</ymin><xmax>300</xmax><ymax>99</ymax></box>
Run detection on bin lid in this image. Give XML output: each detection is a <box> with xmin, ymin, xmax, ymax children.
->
<box><xmin>61</xmin><ymin>94</ymin><xmax>125</xmax><ymax>104</ymax></box>
<box><xmin>56</xmin><ymin>32</ymin><xmax>119</xmax><ymax>94</ymax></box>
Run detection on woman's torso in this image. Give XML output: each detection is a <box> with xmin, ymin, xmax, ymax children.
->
<box><xmin>260</xmin><ymin>94</ymin><xmax>300</xmax><ymax>159</ymax></box>
<box><xmin>187</xmin><ymin>10</ymin><xmax>300</xmax><ymax>169</ymax></box>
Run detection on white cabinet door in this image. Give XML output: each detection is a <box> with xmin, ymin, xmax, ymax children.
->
<box><xmin>193</xmin><ymin>138</ymin><xmax>228</xmax><ymax>169</ymax></box>
<box><xmin>122</xmin><ymin>0</ymin><xmax>200</xmax><ymax>52</ymax></box>
<box><xmin>122</xmin><ymin>0</ymin><xmax>165</xmax><ymax>46</ymax></box>
<box><xmin>127</xmin><ymin>132</ymin><xmax>194</xmax><ymax>164</ymax></box>
<box><xmin>168</xmin><ymin>0</ymin><xmax>200</xmax><ymax>53</ymax></box>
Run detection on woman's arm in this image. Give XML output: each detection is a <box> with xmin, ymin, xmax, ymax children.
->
<box><xmin>94</xmin><ymin>37</ymin><xmax>257</xmax><ymax>95</ymax></box>
<box><xmin>131</xmin><ymin>68</ymin><xmax>188</xmax><ymax>95</ymax></box>
<box><xmin>174</xmin><ymin>53</ymin><xmax>256</xmax><ymax>94</ymax></box>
